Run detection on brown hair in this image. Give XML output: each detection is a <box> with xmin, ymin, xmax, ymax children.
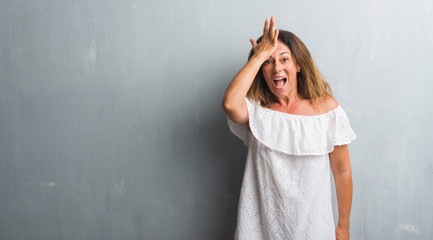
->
<box><xmin>247</xmin><ymin>30</ymin><xmax>333</xmax><ymax>106</ymax></box>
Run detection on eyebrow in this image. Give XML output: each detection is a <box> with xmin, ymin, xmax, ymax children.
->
<box><xmin>267</xmin><ymin>52</ymin><xmax>291</xmax><ymax>59</ymax></box>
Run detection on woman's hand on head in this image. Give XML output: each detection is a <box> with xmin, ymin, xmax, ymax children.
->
<box><xmin>250</xmin><ymin>16</ymin><xmax>279</xmax><ymax>60</ymax></box>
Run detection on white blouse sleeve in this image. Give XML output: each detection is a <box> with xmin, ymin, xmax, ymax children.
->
<box><xmin>226</xmin><ymin>98</ymin><xmax>252</xmax><ymax>147</ymax></box>
<box><xmin>333</xmin><ymin>107</ymin><xmax>357</xmax><ymax>146</ymax></box>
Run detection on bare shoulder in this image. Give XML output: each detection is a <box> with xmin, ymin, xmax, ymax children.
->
<box><xmin>319</xmin><ymin>95</ymin><xmax>339</xmax><ymax>113</ymax></box>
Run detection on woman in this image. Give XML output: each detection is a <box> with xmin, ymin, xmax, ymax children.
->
<box><xmin>222</xmin><ymin>16</ymin><xmax>356</xmax><ymax>240</ymax></box>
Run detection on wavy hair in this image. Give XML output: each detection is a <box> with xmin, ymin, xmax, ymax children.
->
<box><xmin>247</xmin><ymin>30</ymin><xmax>333</xmax><ymax>106</ymax></box>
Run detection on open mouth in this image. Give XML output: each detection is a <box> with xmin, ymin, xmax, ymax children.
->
<box><xmin>273</xmin><ymin>78</ymin><xmax>287</xmax><ymax>90</ymax></box>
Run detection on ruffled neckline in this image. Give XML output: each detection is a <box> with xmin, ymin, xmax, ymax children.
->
<box><xmin>232</xmin><ymin>98</ymin><xmax>356</xmax><ymax>155</ymax></box>
<box><xmin>260</xmin><ymin>105</ymin><xmax>342</xmax><ymax>119</ymax></box>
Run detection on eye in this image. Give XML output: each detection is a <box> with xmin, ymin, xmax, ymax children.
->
<box><xmin>282</xmin><ymin>58</ymin><xmax>289</xmax><ymax>62</ymax></box>
<box><xmin>264</xmin><ymin>60</ymin><xmax>272</xmax><ymax>64</ymax></box>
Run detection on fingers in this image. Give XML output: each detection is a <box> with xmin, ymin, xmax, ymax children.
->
<box><xmin>269</xmin><ymin>16</ymin><xmax>276</xmax><ymax>38</ymax></box>
<box><xmin>249</xmin><ymin>39</ymin><xmax>257</xmax><ymax>49</ymax></box>
<box><xmin>263</xmin><ymin>18</ymin><xmax>269</xmax><ymax>35</ymax></box>
<box><xmin>274</xmin><ymin>29</ymin><xmax>279</xmax><ymax>43</ymax></box>
<box><xmin>262</xmin><ymin>16</ymin><xmax>277</xmax><ymax>40</ymax></box>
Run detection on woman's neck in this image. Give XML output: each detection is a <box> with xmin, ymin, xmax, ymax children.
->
<box><xmin>272</xmin><ymin>89</ymin><xmax>303</xmax><ymax>109</ymax></box>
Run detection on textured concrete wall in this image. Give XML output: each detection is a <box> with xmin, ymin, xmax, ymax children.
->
<box><xmin>1</xmin><ymin>0</ymin><xmax>432</xmax><ymax>239</ymax></box>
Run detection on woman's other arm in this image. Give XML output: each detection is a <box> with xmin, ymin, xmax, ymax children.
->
<box><xmin>330</xmin><ymin>144</ymin><xmax>353</xmax><ymax>240</ymax></box>
<box><xmin>222</xmin><ymin>16</ymin><xmax>279</xmax><ymax>124</ymax></box>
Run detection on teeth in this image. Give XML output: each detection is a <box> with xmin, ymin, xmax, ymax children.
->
<box><xmin>274</xmin><ymin>78</ymin><xmax>285</xmax><ymax>80</ymax></box>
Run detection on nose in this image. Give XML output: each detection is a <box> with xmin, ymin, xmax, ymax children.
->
<box><xmin>273</xmin><ymin>61</ymin><xmax>282</xmax><ymax>73</ymax></box>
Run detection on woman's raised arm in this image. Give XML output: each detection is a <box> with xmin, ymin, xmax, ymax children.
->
<box><xmin>222</xmin><ymin>16</ymin><xmax>279</xmax><ymax>123</ymax></box>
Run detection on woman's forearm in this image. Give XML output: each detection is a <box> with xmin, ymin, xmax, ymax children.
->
<box><xmin>222</xmin><ymin>54</ymin><xmax>266</xmax><ymax>122</ymax></box>
<box><xmin>334</xmin><ymin>171</ymin><xmax>353</xmax><ymax>228</ymax></box>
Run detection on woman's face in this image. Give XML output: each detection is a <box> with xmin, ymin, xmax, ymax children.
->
<box><xmin>261</xmin><ymin>41</ymin><xmax>300</xmax><ymax>98</ymax></box>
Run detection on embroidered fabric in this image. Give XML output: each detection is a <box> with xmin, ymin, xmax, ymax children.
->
<box><xmin>227</xmin><ymin>97</ymin><xmax>356</xmax><ymax>240</ymax></box>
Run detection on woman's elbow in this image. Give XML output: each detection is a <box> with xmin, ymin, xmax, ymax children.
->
<box><xmin>223</xmin><ymin>105</ymin><xmax>248</xmax><ymax>124</ymax></box>
<box><xmin>221</xmin><ymin>98</ymin><xmax>232</xmax><ymax>113</ymax></box>
<box><xmin>222</xmin><ymin>98</ymin><xmax>238</xmax><ymax>116</ymax></box>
